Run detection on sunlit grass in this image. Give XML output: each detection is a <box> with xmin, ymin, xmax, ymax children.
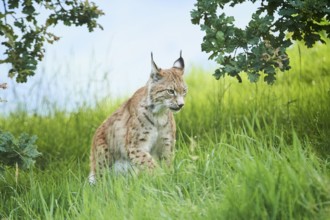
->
<box><xmin>0</xmin><ymin>41</ymin><xmax>330</xmax><ymax>219</ymax></box>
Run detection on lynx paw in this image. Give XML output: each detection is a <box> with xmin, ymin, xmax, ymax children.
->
<box><xmin>88</xmin><ymin>173</ymin><xmax>96</xmax><ymax>185</ymax></box>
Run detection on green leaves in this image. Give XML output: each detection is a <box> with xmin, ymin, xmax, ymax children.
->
<box><xmin>191</xmin><ymin>0</ymin><xmax>330</xmax><ymax>84</ymax></box>
<box><xmin>0</xmin><ymin>0</ymin><xmax>104</xmax><ymax>83</ymax></box>
<box><xmin>0</xmin><ymin>131</ymin><xmax>41</xmax><ymax>170</ymax></box>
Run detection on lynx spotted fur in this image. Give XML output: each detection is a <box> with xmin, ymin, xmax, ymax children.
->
<box><xmin>88</xmin><ymin>52</ymin><xmax>187</xmax><ymax>184</ymax></box>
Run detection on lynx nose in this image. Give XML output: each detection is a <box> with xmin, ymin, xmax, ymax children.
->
<box><xmin>177</xmin><ymin>96</ymin><xmax>185</xmax><ymax>109</ymax></box>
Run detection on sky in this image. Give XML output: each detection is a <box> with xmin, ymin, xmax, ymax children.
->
<box><xmin>0</xmin><ymin>0</ymin><xmax>257</xmax><ymax>114</ymax></box>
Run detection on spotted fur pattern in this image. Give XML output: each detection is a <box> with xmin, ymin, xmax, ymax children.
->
<box><xmin>88</xmin><ymin>52</ymin><xmax>187</xmax><ymax>184</ymax></box>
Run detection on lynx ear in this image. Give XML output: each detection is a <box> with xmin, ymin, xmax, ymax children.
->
<box><xmin>151</xmin><ymin>52</ymin><xmax>163</xmax><ymax>81</ymax></box>
<box><xmin>173</xmin><ymin>50</ymin><xmax>184</xmax><ymax>71</ymax></box>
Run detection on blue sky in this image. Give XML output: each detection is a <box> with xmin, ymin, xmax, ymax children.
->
<box><xmin>0</xmin><ymin>0</ymin><xmax>257</xmax><ymax>114</ymax></box>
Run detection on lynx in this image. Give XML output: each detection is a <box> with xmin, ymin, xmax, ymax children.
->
<box><xmin>88</xmin><ymin>52</ymin><xmax>187</xmax><ymax>184</ymax></box>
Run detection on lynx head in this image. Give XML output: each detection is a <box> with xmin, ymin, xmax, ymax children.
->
<box><xmin>147</xmin><ymin>51</ymin><xmax>187</xmax><ymax>113</ymax></box>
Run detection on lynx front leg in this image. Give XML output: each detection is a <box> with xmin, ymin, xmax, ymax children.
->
<box><xmin>159</xmin><ymin>136</ymin><xmax>175</xmax><ymax>167</ymax></box>
<box><xmin>125</xmin><ymin>116</ymin><xmax>159</xmax><ymax>170</ymax></box>
<box><xmin>127</xmin><ymin>148</ymin><xmax>157</xmax><ymax>170</ymax></box>
<box><xmin>158</xmin><ymin>117</ymin><xmax>176</xmax><ymax>167</ymax></box>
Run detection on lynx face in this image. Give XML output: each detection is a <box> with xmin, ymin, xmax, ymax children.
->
<box><xmin>148</xmin><ymin>53</ymin><xmax>187</xmax><ymax>113</ymax></box>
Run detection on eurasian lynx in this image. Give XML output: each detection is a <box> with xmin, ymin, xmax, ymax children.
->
<box><xmin>88</xmin><ymin>52</ymin><xmax>187</xmax><ymax>184</ymax></box>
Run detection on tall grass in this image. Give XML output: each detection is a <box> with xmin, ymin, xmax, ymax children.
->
<box><xmin>0</xmin><ymin>42</ymin><xmax>330</xmax><ymax>219</ymax></box>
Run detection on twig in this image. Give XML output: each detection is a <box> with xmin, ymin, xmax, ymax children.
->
<box><xmin>2</xmin><ymin>0</ymin><xmax>7</xmax><ymax>16</ymax></box>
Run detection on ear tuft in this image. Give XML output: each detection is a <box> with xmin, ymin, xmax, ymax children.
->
<box><xmin>151</xmin><ymin>52</ymin><xmax>162</xmax><ymax>81</ymax></box>
<box><xmin>173</xmin><ymin>50</ymin><xmax>184</xmax><ymax>70</ymax></box>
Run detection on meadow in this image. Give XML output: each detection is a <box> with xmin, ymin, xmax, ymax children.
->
<box><xmin>0</xmin><ymin>42</ymin><xmax>330</xmax><ymax>219</ymax></box>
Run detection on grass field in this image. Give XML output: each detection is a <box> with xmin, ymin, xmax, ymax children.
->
<box><xmin>1</xmin><ymin>42</ymin><xmax>330</xmax><ymax>219</ymax></box>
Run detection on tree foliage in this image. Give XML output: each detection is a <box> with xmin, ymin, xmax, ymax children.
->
<box><xmin>191</xmin><ymin>0</ymin><xmax>330</xmax><ymax>84</ymax></box>
<box><xmin>0</xmin><ymin>130</ymin><xmax>41</xmax><ymax>170</ymax></box>
<box><xmin>0</xmin><ymin>0</ymin><xmax>104</xmax><ymax>83</ymax></box>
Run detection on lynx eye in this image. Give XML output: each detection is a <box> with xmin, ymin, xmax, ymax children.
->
<box><xmin>167</xmin><ymin>89</ymin><xmax>176</xmax><ymax>96</ymax></box>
